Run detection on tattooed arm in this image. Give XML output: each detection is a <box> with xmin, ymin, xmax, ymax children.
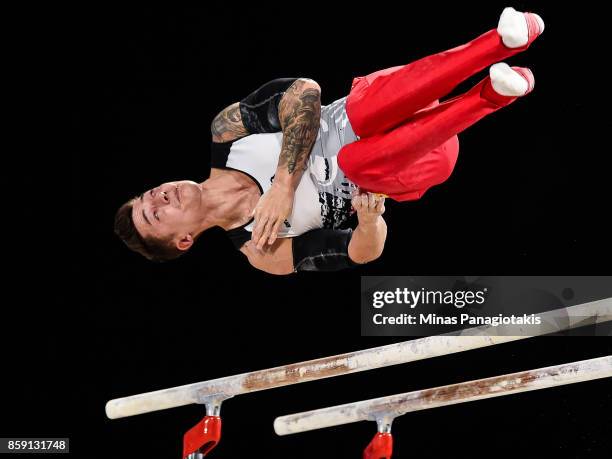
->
<box><xmin>211</xmin><ymin>102</ymin><xmax>249</xmax><ymax>143</ymax></box>
<box><xmin>250</xmin><ymin>78</ymin><xmax>321</xmax><ymax>249</ymax></box>
<box><xmin>276</xmin><ymin>79</ymin><xmax>322</xmax><ymax>184</ymax></box>
<box><xmin>210</xmin><ymin>78</ymin><xmax>321</xmax><ymax>144</ymax></box>
<box><xmin>210</xmin><ymin>78</ymin><xmax>321</xmax><ymax>247</ymax></box>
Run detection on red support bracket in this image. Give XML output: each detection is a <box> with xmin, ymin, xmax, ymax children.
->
<box><xmin>363</xmin><ymin>432</ymin><xmax>393</xmax><ymax>459</ymax></box>
<box><xmin>182</xmin><ymin>415</ymin><xmax>222</xmax><ymax>458</ymax></box>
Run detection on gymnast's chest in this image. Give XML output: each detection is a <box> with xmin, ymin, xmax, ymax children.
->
<box><xmin>226</xmin><ymin>133</ymin><xmax>323</xmax><ymax>237</ymax></box>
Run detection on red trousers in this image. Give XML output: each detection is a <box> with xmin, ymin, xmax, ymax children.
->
<box><xmin>339</xmin><ymin>29</ymin><xmax>533</xmax><ymax>201</ymax></box>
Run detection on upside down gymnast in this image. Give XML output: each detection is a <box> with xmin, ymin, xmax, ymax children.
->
<box><xmin>114</xmin><ymin>7</ymin><xmax>545</xmax><ymax>274</ymax></box>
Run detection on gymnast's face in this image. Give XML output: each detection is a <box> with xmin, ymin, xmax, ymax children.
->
<box><xmin>131</xmin><ymin>180</ymin><xmax>203</xmax><ymax>250</ymax></box>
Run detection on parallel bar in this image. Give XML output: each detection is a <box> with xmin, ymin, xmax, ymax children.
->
<box><xmin>274</xmin><ymin>356</ymin><xmax>612</xmax><ymax>435</ymax></box>
<box><xmin>105</xmin><ymin>298</ymin><xmax>612</xmax><ymax>419</ymax></box>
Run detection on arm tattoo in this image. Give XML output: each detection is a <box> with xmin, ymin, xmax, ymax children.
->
<box><xmin>211</xmin><ymin>102</ymin><xmax>249</xmax><ymax>142</ymax></box>
<box><xmin>278</xmin><ymin>80</ymin><xmax>321</xmax><ymax>174</ymax></box>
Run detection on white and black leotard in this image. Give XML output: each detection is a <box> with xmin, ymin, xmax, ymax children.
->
<box><xmin>211</xmin><ymin>78</ymin><xmax>361</xmax><ymax>250</ymax></box>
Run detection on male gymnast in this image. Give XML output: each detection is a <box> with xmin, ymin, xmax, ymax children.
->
<box><xmin>115</xmin><ymin>7</ymin><xmax>544</xmax><ymax>274</ymax></box>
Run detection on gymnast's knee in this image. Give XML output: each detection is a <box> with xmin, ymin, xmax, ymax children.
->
<box><xmin>436</xmin><ymin>136</ymin><xmax>460</xmax><ymax>183</ymax></box>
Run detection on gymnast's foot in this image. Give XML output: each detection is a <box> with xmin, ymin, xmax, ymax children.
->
<box><xmin>497</xmin><ymin>7</ymin><xmax>545</xmax><ymax>48</ymax></box>
<box><xmin>489</xmin><ymin>63</ymin><xmax>534</xmax><ymax>96</ymax></box>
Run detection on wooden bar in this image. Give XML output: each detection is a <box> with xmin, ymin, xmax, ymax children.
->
<box><xmin>274</xmin><ymin>356</ymin><xmax>612</xmax><ymax>435</ymax></box>
<box><xmin>105</xmin><ymin>298</ymin><xmax>612</xmax><ymax>419</ymax></box>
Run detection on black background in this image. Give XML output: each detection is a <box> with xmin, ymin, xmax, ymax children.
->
<box><xmin>5</xmin><ymin>2</ymin><xmax>612</xmax><ymax>458</ymax></box>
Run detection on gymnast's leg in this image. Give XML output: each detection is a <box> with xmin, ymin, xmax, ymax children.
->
<box><xmin>346</xmin><ymin>7</ymin><xmax>544</xmax><ymax>138</ymax></box>
<box><xmin>338</xmin><ymin>64</ymin><xmax>535</xmax><ymax>199</ymax></box>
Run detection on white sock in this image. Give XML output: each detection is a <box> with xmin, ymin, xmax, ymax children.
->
<box><xmin>490</xmin><ymin>63</ymin><xmax>529</xmax><ymax>96</ymax></box>
<box><xmin>497</xmin><ymin>7</ymin><xmax>545</xmax><ymax>48</ymax></box>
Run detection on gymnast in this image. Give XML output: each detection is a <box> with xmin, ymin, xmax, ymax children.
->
<box><xmin>114</xmin><ymin>7</ymin><xmax>544</xmax><ymax>274</ymax></box>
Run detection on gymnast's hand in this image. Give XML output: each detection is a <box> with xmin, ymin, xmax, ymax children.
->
<box><xmin>352</xmin><ymin>191</ymin><xmax>386</xmax><ymax>226</ymax></box>
<box><xmin>348</xmin><ymin>191</ymin><xmax>387</xmax><ymax>264</ymax></box>
<box><xmin>250</xmin><ymin>182</ymin><xmax>295</xmax><ymax>250</ymax></box>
